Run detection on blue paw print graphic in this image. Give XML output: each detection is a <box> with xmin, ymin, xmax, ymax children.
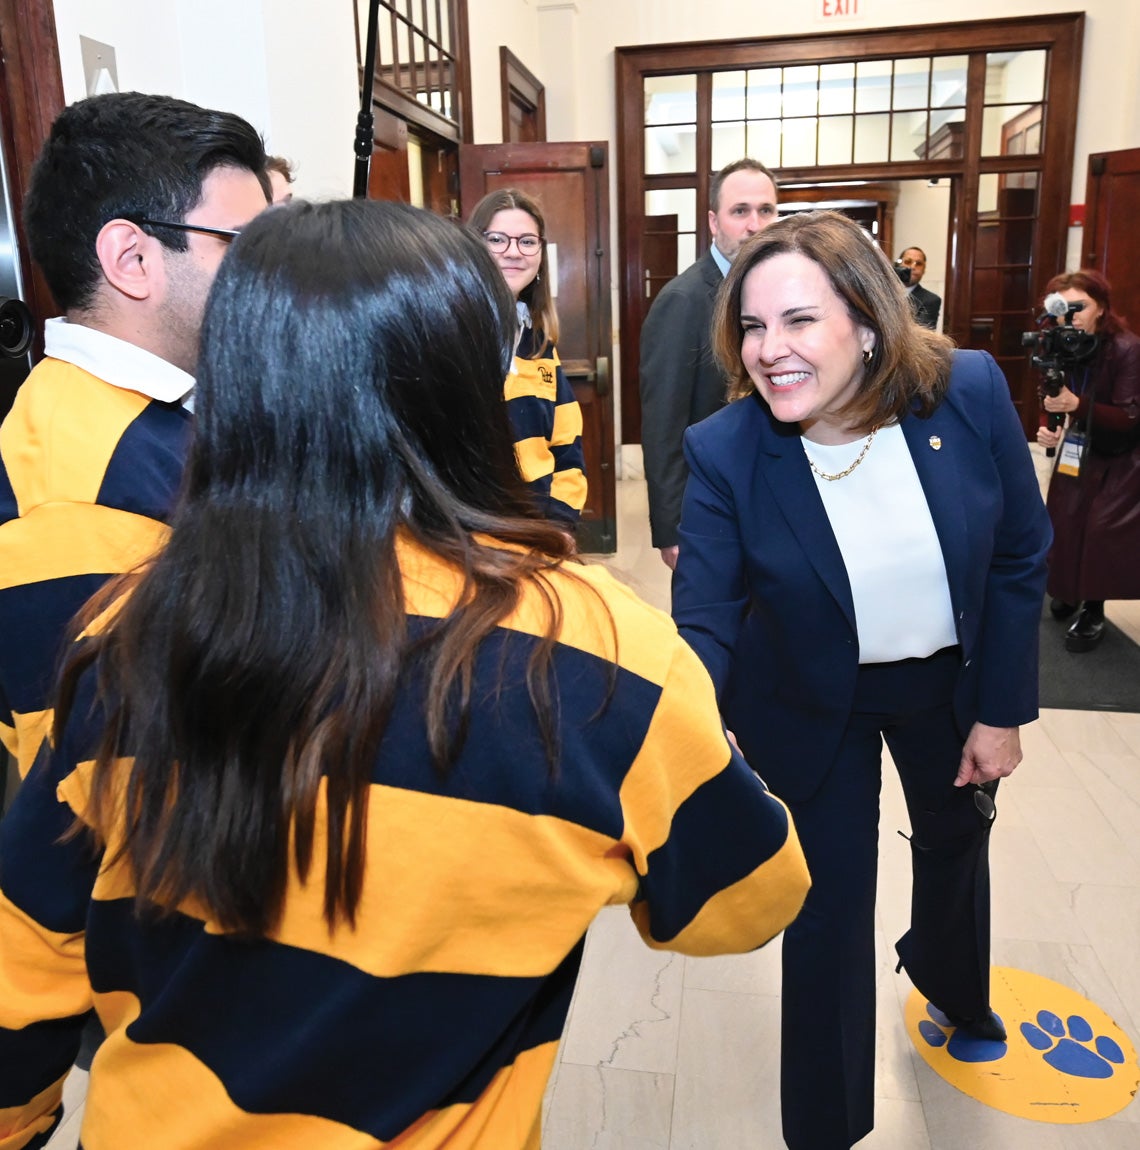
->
<box><xmin>1020</xmin><ymin>1011</ymin><xmax>1126</xmax><ymax>1079</ymax></box>
<box><xmin>918</xmin><ymin>1004</ymin><xmax>1007</xmax><ymax>1063</ymax></box>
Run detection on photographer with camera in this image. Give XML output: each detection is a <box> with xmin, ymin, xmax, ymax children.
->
<box><xmin>1034</xmin><ymin>270</ymin><xmax>1140</xmax><ymax>652</ymax></box>
<box><xmin>896</xmin><ymin>245</ymin><xmax>941</xmax><ymax>330</ymax></box>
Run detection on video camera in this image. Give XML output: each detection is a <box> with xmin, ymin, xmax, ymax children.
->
<box><xmin>0</xmin><ymin>297</ymin><xmax>33</xmax><ymax>359</ymax></box>
<box><xmin>1021</xmin><ymin>293</ymin><xmax>1099</xmax><ymax>455</ymax></box>
<box><xmin>893</xmin><ymin>261</ymin><xmax>911</xmax><ymax>287</ymax></box>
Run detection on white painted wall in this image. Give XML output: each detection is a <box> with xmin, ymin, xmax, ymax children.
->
<box><xmin>261</xmin><ymin>4</ymin><xmax>359</xmax><ymax>197</ymax></box>
<box><xmin>580</xmin><ymin>0</ymin><xmax>1138</xmax><ymax>159</ymax></box>
<box><xmin>46</xmin><ymin>0</ymin><xmax>1139</xmax><ymax>316</ymax></box>
<box><xmin>53</xmin><ymin>1</ymin><xmax>188</xmax><ymax>105</ymax></box>
<box><xmin>52</xmin><ymin>0</ymin><xmax>358</xmax><ymax>197</ymax></box>
<box><xmin>502</xmin><ymin>0</ymin><xmax>1139</xmax><ymax>275</ymax></box>
<box><xmin>468</xmin><ymin>0</ymin><xmax>543</xmax><ymax>143</ymax></box>
<box><xmin>52</xmin><ymin>1</ymin><xmax>1134</xmax><ymax>221</ymax></box>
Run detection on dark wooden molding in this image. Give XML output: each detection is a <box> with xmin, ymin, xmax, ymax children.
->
<box><xmin>499</xmin><ymin>46</ymin><xmax>546</xmax><ymax>143</ymax></box>
<box><xmin>453</xmin><ymin>0</ymin><xmax>473</xmax><ymax>143</ymax></box>
<box><xmin>0</xmin><ymin>0</ymin><xmax>66</xmax><ymax>336</ymax></box>
<box><xmin>616</xmin><ymin>12</ymin><xmax>1085</xmax><ymax>442</ymax></box>
<box><xmin>614</xmin><ymin>13</ymin><xmax>1085</xmax><ymax>71</ymax></box>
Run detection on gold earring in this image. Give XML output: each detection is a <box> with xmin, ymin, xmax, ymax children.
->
<box><xmin>862</xmin><ymin>347</ymin><xmax>873</xmax><ymax>365</ymax></box>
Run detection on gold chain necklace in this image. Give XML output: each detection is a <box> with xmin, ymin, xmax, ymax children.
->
<box><xmin>803</xmin><ymin>427</ymin><xmax>879</xmax><ymax>482</ymax></box>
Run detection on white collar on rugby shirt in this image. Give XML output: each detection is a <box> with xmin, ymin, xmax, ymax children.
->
<box><xmin>44</xmin><ymin>316</ymin><xmax>196</xmax><ymax>410</ymax></box>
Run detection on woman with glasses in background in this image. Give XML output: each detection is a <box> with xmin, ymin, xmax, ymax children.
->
<box><xmin>468</xmin><ymin>188</ymin><xmax>587</xmax><ymax>527</ymax></box>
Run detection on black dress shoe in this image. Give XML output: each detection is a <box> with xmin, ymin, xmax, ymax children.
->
<box><xmin>942</xmin><ymin>1008</ymin><xmax>1007</xmax><ymax>1043</ymax></box>
<box><xmin>1066</xmin><ymin>607</ymin><xmax>1106</xmax><ymax>652</ymax></box>
<box><xmin>1050</xmin><ymin>597</ymin><xmax>1078</xmax><ymax>620</ymax></box>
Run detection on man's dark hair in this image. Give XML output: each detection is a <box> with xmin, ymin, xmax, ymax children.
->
<box><xmin>710</xmin><ymin>158</ymin><xmax>779</xmax><ymax>212</ymax></box>
<box><xmin>24</xmin><ymin>91</ymin><xmax>269</xmax><ymax>312</ymax></box>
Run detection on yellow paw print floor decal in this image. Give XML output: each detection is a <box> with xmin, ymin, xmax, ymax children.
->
<box><xmin>905</xmin><ymin>966</ymin><xmax>1139</xmax><ymax>1123</ymax></box>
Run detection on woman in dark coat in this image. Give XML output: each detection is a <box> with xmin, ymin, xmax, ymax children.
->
<box><xmin>1037</xmin><ymin>269</ymin><xmax>1140</xmax><ymax>651</ymax></box>
<box><xmin>672</xmin><ymin>211</ymin><xmax>1051</xmax><ymax>1149</ymax></box>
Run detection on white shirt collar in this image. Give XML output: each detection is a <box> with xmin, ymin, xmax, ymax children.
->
<box><xmin>709</xmin><ymin>242</ymin><xmax>731</xmax><ymax>278</ymax></box>
<box><xmin>44</xmin><ymin>317</ymin><xmax>195</xmax><ymax>409</ymax></box>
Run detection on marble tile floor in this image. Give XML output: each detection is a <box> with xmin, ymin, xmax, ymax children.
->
<box><xmin>46</xmin><ymin>455</ymin><xmax>1140</xmax><ymax>1149</ymax></box>
<box><xmin>542</xmin><ymin>459</ymin><xmax>1140</xmax><ymax>1150</ymax></box>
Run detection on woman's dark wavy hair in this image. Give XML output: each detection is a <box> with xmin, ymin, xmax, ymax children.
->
<box><xmin>467</xmin><ymin>187</ymin><xmax>560</xmax><ymax>351</ymax></box>
<box><xmin>1044</xmin><ymin>269</ymin><xmax>1129</xmax><ymax>336</ymax></box>
<box><xmin>58</xmin><ymin>199</ymin><xmax>599</xmax><ymax>936</ymax></box>
<box><xmin>713</xmin><ymin>211</ymin><xmax>955</xmax><ymax>428</ymax></box>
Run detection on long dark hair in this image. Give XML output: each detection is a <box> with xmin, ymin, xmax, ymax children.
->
<box><xmin>714</xmin><ymin>211</ymin><xmax>954</xmax><ymax>428</ymax></box>
<box><xmin>467</xmin><ymin>187</ymin><xmax>560</xmax><ymax>350</ymax></box>
<box><xmin>58</xmin><ymin>199</ymin><xmax>593</xmax><ymax>936</ymax></box>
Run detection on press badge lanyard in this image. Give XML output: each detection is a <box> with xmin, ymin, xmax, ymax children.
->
<box><xmin>1057</xmin><ymin>367</ymin><xmax>1093</xmax><ymax>478</ymax></box>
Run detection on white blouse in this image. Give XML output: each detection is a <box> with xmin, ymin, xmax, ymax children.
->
<box><xmin>801</xmin><ymin>422</ymin><xmax>958</xmax><ymax>664</ymax></box>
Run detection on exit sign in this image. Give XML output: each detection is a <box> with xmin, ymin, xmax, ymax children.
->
<box><xmin>820</xmin><ymin>0</ymin><xmax>861</xmax><ymax>16</ymax></box>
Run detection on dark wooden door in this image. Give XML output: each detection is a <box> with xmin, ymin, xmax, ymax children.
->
<box><xmin>1085</xmin><ymin>148</ymin><xmax>1140</xmax><ymax>328</ymax></box>
<box><xmin>0</xmin><ymin>0</ymin><xmax>65</xmax><ymax>370</ymax></box>
<box><xmin>459</xmin><ymin>141</ymin><xmax>615</xmax><ymax>553</ymax></box>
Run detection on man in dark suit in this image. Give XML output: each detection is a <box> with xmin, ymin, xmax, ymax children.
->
<box><xmin>639</xmin><ymin>159</ymin><xmax>779</xmax><ymax>569</ymax></box>
<box><xmin>899</xmin><ymin>245</ymin><xmax>942</xmax><ymax>329</ymax></box>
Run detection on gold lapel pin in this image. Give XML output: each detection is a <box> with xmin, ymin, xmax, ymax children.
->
<box><xmin>929</xmin><ymin>435</ymin><xmax>942</xmax><ymax>451</ymax></box>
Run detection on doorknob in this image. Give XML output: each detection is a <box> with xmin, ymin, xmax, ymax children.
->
<box><xmin>595</xmin><ymin>356</ymin><xmax>609</xmax><ymax>397</ymax></box>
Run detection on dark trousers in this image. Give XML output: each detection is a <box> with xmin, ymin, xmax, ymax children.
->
<box><xmin>779</xmin><ymin>648</ymin><xmax>994</xmax><ymax>1150</ymax></box>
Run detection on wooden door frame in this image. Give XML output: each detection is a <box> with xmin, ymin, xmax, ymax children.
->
<box><xmin>458</xmin><ymin>141</ymin><xmax>616</xmax><ymax>552</ymax></box>
<box><xmin>1084</xmin><ymin>147</ymin><xmax>1140</xmax><ymax>338</ymax></box>
<box><xmin>615</xmin><ymin>13</ymin><xmax>1084</xmax><ymax>443</ymax></box>
<box><xmin>0</xmin><ymin>0</ymin><xmax>66</xmax><ymax>344</ymax></box>
<box><xmin>499</xmin><ymin>47</ymin><xmax>546</xmax><ymax>143</ymax></box>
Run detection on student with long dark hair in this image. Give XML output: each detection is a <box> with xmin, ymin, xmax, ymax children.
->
<box><xmin>0</xmin><ymin>199</ymin><xmax>809</xmax><ymax>1149</ymax></box>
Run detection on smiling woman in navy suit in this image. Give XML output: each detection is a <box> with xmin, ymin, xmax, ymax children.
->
<box><xmin>672</xmin><ymin>211</ymin><xmax>1052</xmax><ymax>1150</ymax></box>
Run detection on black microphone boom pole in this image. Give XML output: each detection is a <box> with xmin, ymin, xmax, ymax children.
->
<box><xmin>353</xmin><ymin>0</ymin><xmax>382</xmax><ymax>199</ymax></box>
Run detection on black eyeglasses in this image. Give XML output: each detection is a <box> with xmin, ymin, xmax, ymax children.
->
<box><xmin>482</xmin><ymin>231</ymin><xmax>543</xmax><ymax>256</ymax></box>
<box><xmin>135</xmin><ymin>219</ymin><xmax>242</xmax><ymax>243</ymax></box>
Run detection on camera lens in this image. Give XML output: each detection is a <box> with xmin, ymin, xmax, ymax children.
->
<box><xmin>0</xmin><ymin>297</ymin><xmax>33</xmax><ymax>359</ymax></box>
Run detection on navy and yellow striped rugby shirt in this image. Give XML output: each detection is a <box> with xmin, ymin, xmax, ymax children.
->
<box><xmin>505</xmin><ymin>328</ymin><xmax>587</xmax><ymax>526</ymax></box>
<box><xmin>0</xmin><ymin>357</ymin><xmax>190</xmax><ymax>777</ymax></box>
<box><xmin>0</xmin><ymin>537</ymin><xmax>809</xmax><ymax>1149</ymax></box>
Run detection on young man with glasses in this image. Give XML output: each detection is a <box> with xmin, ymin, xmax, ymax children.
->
<box><xmin>0</xmin><ymin>91</ymin><xmax>269</xmax><ymax>781</ymax></box>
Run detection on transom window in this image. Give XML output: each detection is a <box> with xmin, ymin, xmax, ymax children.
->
<box><xmin>616</xmin><ymin>17</ymin><xmax>1083</xmax><ymax>445</ymax></box>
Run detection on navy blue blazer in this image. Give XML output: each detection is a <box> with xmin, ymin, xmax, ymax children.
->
<box><xmin>672</xmin><ymin>349</ymin><xmax>1052</xmax><ymax>802</ymax></box>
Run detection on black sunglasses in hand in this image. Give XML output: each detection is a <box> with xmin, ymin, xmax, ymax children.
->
<box><xmin>973</xmin><ymin>782</ymin><xmax>997</xmax><ymax>826</ymax></box>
